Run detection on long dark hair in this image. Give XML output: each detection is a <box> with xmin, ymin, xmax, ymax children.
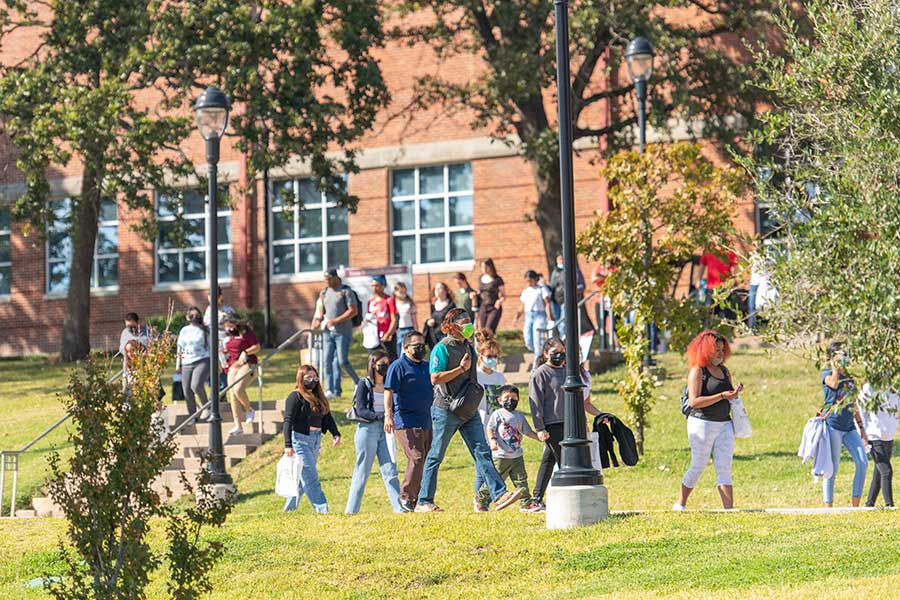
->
<box><xmin>482</xmin><ymin>258</ymin><xmax>498</xmax><ymax>278</ymax></box>
<box><xmin>296</xmin><ymin>364</ymin><xmax>329</xmax><ymax>413</ymax></box>
<box><xmin>367</xmin><ymin>349</ymin><xmax>390</xmax><ymax>382</ymax></box>
<box><xmin>223</xmin><ymin>313</ymin><xmax>249</xmax><ymax>335</ymax></box>
<box><xmin>536</xmin><ymin>336</ymin><xmax>564</xmax><ymax>368</ymax></box>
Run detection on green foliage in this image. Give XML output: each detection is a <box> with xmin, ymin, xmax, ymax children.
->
<box><xmin>44</xmin><ymin>333</ymin><xmax>232</xmax><ymax>599</ymax></box>
<box><xmin>614</xmin><ymin>321</ymin><xmax>658</xmax><ymax>452</ymax></box>
<box><xmin>741</xmin><ymin>0</ymin><xmax>900</xmax><ymax>400</ymax></box>
<box><xmin>578</xmin><ymin>142</ymin><xmax>743</xmax><ymax>448</ymax></box>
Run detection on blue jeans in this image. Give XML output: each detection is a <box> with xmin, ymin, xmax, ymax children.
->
<box><xmin>418</xmin><ymin>405</ymin><xmax>507</xmax><ymax>505</ymax></box>
<box><xmin>395</xmin><ymin>327</ymin><xmax>414</xmax><ymax>360</ymax></box>
<box><xmin>283</xmin><ymin>430</ymin><xmax>328</xmax><ymax>513</ymax></box>
<box><xmin>345</xmin><ymin>421</ymin><xmax>402</xmax><ymax>514</ymax></box>
<box><xmin>748</xmin><ymin>284</ymin><xmax>759</xmax><ymax>330</ymax></box>
<box><xmin>823</xmin><ymin>426</ymin><xmax>869</xmax><ymax>504</ymax></box>
<box><xmin>322</xmin><ymin>329</ymin><xmax>358</xmax><ymax>396</ymax></box>
<box><xmin>523</xmin><ymin>310</ymin><xmax>548</xmax><ymax>353</ymax></box>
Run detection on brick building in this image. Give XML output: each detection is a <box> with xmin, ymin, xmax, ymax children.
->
<box><xmin>0</xmin><ymin>17</ymin><xmax>757</xmax><ymax>356</ymax></box>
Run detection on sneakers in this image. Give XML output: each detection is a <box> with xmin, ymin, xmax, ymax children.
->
<box><xmin>398</xmin><ymin>499</ymin><xmax>416</xmax><ymax>513</ymax></box>
<box><xmin>244</xmin><ymin>409</ymin><xmax>256</xmax><ymax>423</ymax></box>
<box><xmin>520</xmin><ymin>500</ymin><xmax>544</xmax><ymax>513</ymax></box>
<box><xmin>474</xmin><ymin>495</ymin><xmax>490</xmax><ymax>513</ymax></box>
<box><xmin>199</xmin><ymin>408</ymin><xmax>211</xmax><ymax>421</ymax></box>
<box><xmin>227</xmin><ymin>425</ymin><xmax>244</xmax><ymax>436</ymax></box>
<box><xmin>672</xmin><ymin>502</ymin><xmax>686</xmax><ymax>511</ymax></box>
<box><xmin>493</xmin><ymin>488</ymin><xmax>524</xmax><ymax>511</ymax></box>
<box><xmin>325</xmin><ymin>391</ymin><xmax>336</xmax><ymax>400</ymax></box>
<box><xmin>414</xmin><ymin>502</ymin><xmax>444</xmax><ymax>513</ymax></box>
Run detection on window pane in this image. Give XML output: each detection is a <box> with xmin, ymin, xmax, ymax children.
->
<box><xmin>299</xmin><ymin>179</ymin><xmax>320</xmax><ymax>206</ymax></box>
<box><xmin>0</xmin><ymin>265</ymin><xmax>9</xmax><ymax>294</ymax></box>
<box><xmin>273</xmin><ymin>244</ymin><xmax>295</xmax><ymax>275</ymax></box>
<box><xmin>299</xmin><ymin>208</ymin><xmax>322</xmax><ymax>239</ymax></box>
<box><xmin>419</xmin><ymin>197</ymin><xmax>445</xmax><ymax>229</ymax></box>
<box><xmin>393</xmin><ymin>235</ymin><xmax>416</xmax><ymax>265</ymax></box>
<box><xmin>0</xmin><ymin>208</ymin><xmax>10</xmax><ymax>231</ymax></box>
<box><xmin>157</xmin><ymin>253</ymin><xmax>179</xmax><ymax>283</ymax></box>
<box><xmin>391</xmin><ymin>169</ymin><xmax>415</xmax><ymax>197</ymax></box>
<box><xmin>298</xmin><ymin>242</ymin><xmax>323</xmax><ymax>272</ymax></box>
<box><xmin>448</xmin><ymin>163</ymin><xmax>472</xmax><ymax>192</ymax></box>
<box><xmin>419</xmin><ymin>166</ymin><xmax>444</xmax><ymax>195</ymax></box>
<box><xmin>184</xmin><ymin>218</ymin><xmax>205</xmax><ymax>247</ymax></box>
<box><xmin>158</xmin><ymin>221</ymin><xmax>178</xmax><ymax>249</ymax></box>
<box><xmin>96</xmin><ymin>257</ymin><xmax>118</xmax><ymax>287</ymax></box>
<box><xmin>182</xmin><ymin>251</ymin><xmax>206</xmax><ymax>281</ymax></box>
<box><xmin>420</xmin><ymin>233</ymin><xmax>445</xmax><ymax>264</ymax></box>
<box><xmin>183</xmin><ymin>190</ymin><xmax>205</xmax><ymax>215</ymax></box>
<box><xmin>48</xmin><ymin>230</ymin><xmax>71</xmax><ymax>260</ymax></box>
<box><xmin>272</xmin><ymin>181</ymin><xmax>293</xmax><ymax>208</ymax></box>
<box><xmin>327</xmin><ymin>240</ymin><xmax>349</xmax><ymax>269</ymax></box>
<box><xmin>51</xmin><ymin>199</ymin><xmax>71</xmax><ymax>228</ymax></box>
<box><xmin>450</xmin><ymin>231</ymin><xmax>474</xmax><ymax>261</ymax></box>
<box><xmin>217</xmin><ymin>249</ymin><xmax>231</xmax><ymax>279</ymax></box>
<box><xmin>327</xmin><ymin>205</ymin><xmax>348</xmax><ymax>236</ymax></box>
<box><xmin>99</xmin><ymin>199</ymin><xmax>117</xmax><ymax>222</ymax></box>
<box><xmin>217</xmin><ymin>216</ymin><xmax>230</xmax><ymax>244</ymax></box>
<box><xmin>97</xmin><ymin>225</ymin><xmax>117</xmax><ymax>255</ymax></box>
<box><xmin>272</xmin><ymin>210</ymin><xmax>294</xmax><ymax>241</ymax></box>
<box><xmin>157</xmin><ymin>193</ymin><xmax>177</xmax><ymax>217</ymax></box>
<box><xmin>0</xmin><ymin>236</ymin><xmax>9</xmax><ymax>263</ymax></box>
<box><xmin>392</xmin><ymin>200</ymin><xmax>415</xmax><ymax>231</ymax></box>
<box><xmin>449</xmin><ymin>195</ymin><xmax>473</xmax><ymax>227</ymax></box>
<box><xmin>48</xmin><ymin>261</ymin><xmax>69</xmax><ymax>293</ymax></box>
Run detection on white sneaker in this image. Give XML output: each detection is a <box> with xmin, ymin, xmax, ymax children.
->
<box><xmin>228</xmin><ymin>426</ymin><xmax>244</xmax><ymax>436</ymax></box>
<box><xmin>244</xmin><ymin>409</ymin><xmax>255</xmax><ymax>423</ymax></box>
<box><xmin>672</xmin><ymin>503</ymin><xmax>686</xmax><ymax>511</ymax></box>
<box><xmin>325</xmin><ymin>391</ymin><xmax>336</xmax><ymax>400</ymax></box>
<box><xmin>199</xmin><ymin>408</ymin><xmax>210</xmax><ymax>421</ymax></box>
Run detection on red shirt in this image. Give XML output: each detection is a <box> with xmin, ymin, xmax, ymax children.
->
<box><xmin>700</xmin><ymin>251</ymin><xmax>737</xmax><ymax>289</ymax></box>
<box><xmin>224</xmin><ymin>329</ymin><xmax>259</xmax><ymax>371</ymax></box>
<box><xmin>368</xmin><ymin>295</ymin><xmax>397</xmax><ymax>338</ymax></box>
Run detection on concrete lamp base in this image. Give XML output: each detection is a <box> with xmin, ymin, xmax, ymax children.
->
<box><xmin>545</xmin><ymin>484</ymin><xmax>609</xmax><ymax>530</ymax></box>
<box><xmin>200</xmin><ymin>483</ymin><xmax>237</xmax><ymax>503</ymax></box>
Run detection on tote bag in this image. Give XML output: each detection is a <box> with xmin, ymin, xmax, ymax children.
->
<box><xmin>730</xmin><ymin>397</ymin><xmax>753</xmax><ymax>438</ymax></box>
<box><xmin>275</xmin><ymin>454</ymin><xmax>303</xmax><ymax>498</ymax></box>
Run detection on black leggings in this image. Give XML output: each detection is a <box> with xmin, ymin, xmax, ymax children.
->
<box><xmin>866</xmin><ymin>439</ymin><xmax>894</xmax><ymax>507</ymax></box>
<box><xmin>532</xmin><ymin>423</ymin><xmax>565</xmax><ymax>502</ymax></box>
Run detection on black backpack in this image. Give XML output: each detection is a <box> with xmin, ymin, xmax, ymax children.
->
<box><xmin>680</xmin><ymin>366</ymin><xmax>728</xmax><ymax>417</ymax></box>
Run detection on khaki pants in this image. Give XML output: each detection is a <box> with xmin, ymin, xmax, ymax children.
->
<box><xmin>227</xmin><ymin>363</ymin><xmax>256</xmax><ymax>427</ymax></box>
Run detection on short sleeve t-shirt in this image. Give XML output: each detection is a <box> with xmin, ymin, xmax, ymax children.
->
<box><xmin>822</xmin><ymin>369</ymin><xmax>856</xmax><ymax>432</ymax></box>
<box><xmin>700</xmin><ymin>251</ymin><xmax>737</xmax><ymax>289</ymax></box>
<box><xmin>488</xmin><ymin>408</ymin><xmax>534</xmax><ymax>459</ymax></box>
<box><xmin>369</xmin><ymin>295</ymin><xmax>397</xmax><ymax>338</ymax></box>
<box><xmin>224</xmin><ymin>329</ymin><xmax>259</xmax><ymax>371</ymax></box>
<box><xmin>385</xmin><ymin>354</ymin><xmax>433</xmax><ymax>430</ymax></box>
<box><xmin>520</xmin><ymin>285</ymin><xmax>550</xmax><ymax>313</ymax></box>
<box><xmin>322</xmin><ymin>286</ymin><xmax>355</xmax><ymax>336</ymax></box>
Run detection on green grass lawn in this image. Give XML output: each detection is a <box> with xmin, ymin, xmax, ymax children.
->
<box><xmin>2</xmin><ymin>344</ymin><xmax>899</xmax><ymax>599</ymax></box>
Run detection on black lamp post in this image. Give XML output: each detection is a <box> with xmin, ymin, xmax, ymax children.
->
<box><xmin>625</xmin><ymin>36</ymin><xmax>656</xmax><ymax>368</ymax></box>
<box><xmin>549</xmin><ymin>0</ymin><xmax>602</xmax><ymax>489</ymax></box>
<box><xmin>194</xmin><ymin>85</ymin><xmax>232</xmax><ymax>486</ymax></box>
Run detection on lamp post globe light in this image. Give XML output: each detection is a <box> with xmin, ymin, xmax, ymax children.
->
<box><xmin>193</xmin><ymin>86</ymin><xmax>234</xmax><ymax>491</ymax></box>
<box><xmin>545</xmin><ymin>0</ymin><xmax>608</xmax><ymax>530</ymax></box>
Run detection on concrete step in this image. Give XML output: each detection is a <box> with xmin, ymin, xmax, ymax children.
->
<box><xmin>167</xmin><ymin>399</ymin><xmax>283</xmax><ymax>419</ymax></box>
<box><xmin>32</xmin><ymin>496</ymin><xmax>64</xmax><ymax>518</ymax></box>
<box><xmin>178</xmin><ymin>420</ymin><xmax>282</xmax><ymax>437</ymax></box>
<box><xmin>14</xmin><ymin>509</ymin><xmax>36</xmax><ymax>518</ymax></box>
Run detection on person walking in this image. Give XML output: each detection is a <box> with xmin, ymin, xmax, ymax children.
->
<box><xmin>175</xmin><ymin>306</ymin><xmax>210</xmax><ymax>418</ymax></box>
<box><xmin>312</xmin><ymin>268</ymin><xmax>360</xmax><ymax>399</ymax></box>
<box><xmin>283</xmin><ymin>364</ymin><xmax>341</xmax><ymax>513</ymax></box>
<box><xmin>384</xmin><ymin>331</ymin><xmax>434</xmax><ymax>512</ymax></box>
<box><xmin>820</xmin><ymin>342</ymin><xmax>869</xmax><ymax>507</ymax></box>
<box><xmin>415</xmin><ymin>308</ymin><xmax>523</xmax><ymax>512</ymax></box>
<box><xmin>477</xmin><ymin>258</ymin><xmax>505</xmax><ymax>334</ymax></box>
<box><xmin>203</xmin><ymin>286</ymin><xmax>235</xmax><ymax>392</ymax></box>
<box><xmin>514</xmin><ymin>270</ymin><xmax>551</xmax><ymax>353</ymax></box>
<box><xmin>452</xmin><ymin>272</ymin><xmax>478</xmax><ymax>321</ymax></box>
<box><xmin>423</xmin><ymin>282</ymin><xmax>455</xmax><ymax>349</ymax></box>
<box><xmin>119</xmin><ymin>312</ymin><xmax>152</xmax><ymax>356</ymax></box>
<box><xmin>368</xmin><ymin>274</ymin><xmax>398</xmax><ymax>362</ymax></box>
<box><xmin>222</xmin><ymin>314</ymin><xmax>261</xmax><ymax>435</ymax></box>
<box><xmin>345</xmin><ymin>350</ymin><xmax>403</xmax><ymax>514</ymax></box>
<box><xmin>674</xmin><ymin>330</ymin><xmax>742</xmax><ymax>510</ymax></box>
<box><xmin>548</xmin><ymin>254</ymin><xmax>586</xmax><ymax>340</ymax></box>
<box><xmin>392</xmin><ymin>282</ymin><xmax>418</xmax><ymax>360</ymax></box>
<box><xmin>860</xmin><ymin>384</ymin><xmax>899</xmax><ymax>507</ymax></box>
<box><xmin>472</xmin><ymin>331</ymin><xmax>506</xmax><ymax>511</ymax></box>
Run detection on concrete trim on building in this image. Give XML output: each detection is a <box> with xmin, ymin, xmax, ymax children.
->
<box><xmin>153</xmin><ymin>279</ymin><xmax>232</xmax><ymax>293</ymax></box>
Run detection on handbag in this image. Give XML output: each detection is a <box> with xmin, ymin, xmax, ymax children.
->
<box><xmin>172</xmin><ymin>378</ymin><xmax>185</xmax><ymax>402</ymax></box>
<box><xmin>346</xmin><ymin>379</ymin><xmax>376</xmax><ymax>424</ymax></box>
<box><xmin>731</xmin><ymin>397</ymin><xmax>753</xmax><ymax>438</ymax></box>
<box><xmin>275</xmin><ymin>454</ymin><xmax>303</xmax><ymax>498</ymax></box>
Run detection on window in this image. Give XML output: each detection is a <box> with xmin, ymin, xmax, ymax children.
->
<box><xmin>46</xmin><ymin>198</ymin><xmax>118</xmax><ymax>294</ymax></box>
<box><xmin>390</xmin><ymin>163</ymin><xmax>474</xmax><ymax>265</ymax></box>
<box><xmin>156</xmin><ymin>188</ymin><xmax>231</xmax><ymax>284</ymax></box>
<box><xmin>270</xmin><ymin>178</ymin><xmax>350</xmax><ymax>276</ymax></box>
<box><xmin>0</xmin><ymin>207</ymin><xmax>9</xmax><ymax>295</ymax></box>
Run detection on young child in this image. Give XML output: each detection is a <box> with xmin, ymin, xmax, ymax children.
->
<box><xmin>514</xmin><ymin>270</ymin><xmax>551</xmax><ymax>353</ymax></box>
<box><xmin>861</xmin><ymin>384</ymin><xmax>899</xmax><ymax>507</ymax></box>
<box><xmin>478</xmin><ymin>385</ymin><xmax>543</xmax><ymax>512</ymax></box>
<box><xmin>473</xmin><ymin>331</ymin><xmax>507</xmax><ymax>512</ymax></box>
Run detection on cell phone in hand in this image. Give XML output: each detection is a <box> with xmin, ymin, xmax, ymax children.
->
<box><xmin>735</xmin><ymin>383</ymin><xmax>744</xmax><ymax>394</ymax></box>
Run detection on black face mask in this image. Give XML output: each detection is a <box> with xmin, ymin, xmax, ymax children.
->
<box><xmin>226</xmin><ymin>328</ymin><xmax>239</xmax><ymax>336</ymax></box>
<box><xmin>409</xmin><ymin>344</ymin><xmax>427</xmax><ymax>361</ymax></box>
<box><xmin>189</xmin><ymin>314</ymin><xmax>202</xmax><ymax>325</ymax></box>
<box><xmin>303</xmin><ymin>378</ymin><xmax>319</xmax><ymax>391</ymax></box>
<box><xmin>376</xmin><ymin>363</ymin><xmax>389</xmax><ymax>376</ymax></box>
<box><xmin>501</xmin><ymin>397</ymin><xmax>518</xmax><ymax>411</ymax></box>
<box><xmin>548</xmin><ymin>351</ymin><xmax>565</xmax><ymax>367</ymax></box>
<box><xmin>128</xmin><ymin>325</ymin><xmax>139</xmax><ymax>335</ymax></box>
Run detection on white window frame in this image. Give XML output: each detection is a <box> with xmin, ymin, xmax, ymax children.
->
<box><xmin>0</xmin><ymin>206</ymin><xmax>10</xmax><ymax>297</ymax></box>
<box><xmin>389</xmin><ymin>163</ymin><xmax>474</xmax><ymax>268</ymax></box>
<box><xmin>154</xmin><ymin>188</ymin><xmax>232</xmax><ymax>287</ymax></box>
<box><xmin>45</xmin><ymin>198</ymin><xmax>120</xmax><ymax>295</ymax></box>
<box><xmin>269</xmin><ymin>178</ymin><xmax>351</xmax><ymax>282</ymax></box>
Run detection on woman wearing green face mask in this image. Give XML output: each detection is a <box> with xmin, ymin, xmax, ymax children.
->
<box><xmin>414</xmin><ymin>309</ymin><xmax>523</xmax><ymax>512</ymax></box>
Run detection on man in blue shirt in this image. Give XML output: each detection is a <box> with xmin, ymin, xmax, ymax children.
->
<box><xmin>384</xmin><ymin>331</ymin><xmax>433</xmax><ymax>512</ymax></box>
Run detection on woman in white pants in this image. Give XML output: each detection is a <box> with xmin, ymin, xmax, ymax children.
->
<box><xmin>674</xmin><ymin>330</ymin><xmax>743</xmax><ymax>510</ymax></box>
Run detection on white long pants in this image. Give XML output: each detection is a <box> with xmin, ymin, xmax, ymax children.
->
<box><xmin>682</xmin><ymin>416</ymin><xmax>735</xmax><ymax>488</ymax></box>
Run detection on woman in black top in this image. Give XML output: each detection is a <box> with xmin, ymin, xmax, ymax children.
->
<box><xmin>674</xmin><ymin>330</ymin><xmax>742</xmax><ymax>511</ymax></box>
<box><xmin>477</xmin><ymin>258</ymin><xmax>505</xmax><ymax>333</ymax></box>
<box><xmin>283</xmin><ymin>364</ymin><xmax>341</xmax><ymax>513</ymax></box>
<box><xmin>423</xmin><ymin>281</ymin><xmax>456</xmax><ymax>348</ymax></box>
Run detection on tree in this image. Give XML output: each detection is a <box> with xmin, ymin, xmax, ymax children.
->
<box><xmin>391</xmin><ymin>0</ymin><xmax>776</xmax><ymax>274</ymax></box>
<box><xmin>742</xmin><ymin>0</ymin><xmax>900</xmax><ymax>400</ymax></box>
<box><xmin>0</xmin><ymin>0</ymin><xmax>388</xmax><ymax>360</ymax></box>
<box><xmin>578</xmin><ymin>142</ymin><xmax>743</xmax><ymax>452</ymax></box>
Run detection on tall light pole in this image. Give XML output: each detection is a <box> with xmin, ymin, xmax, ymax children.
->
<box><xmin>625</xmin><ymin>36</ymin><xmax>655</xmax><ymax>368</ymax></box>
<box><xmin>546</xmin><ymin>0</ymin><xmax>607</xmax><ymax>530</ymax></box>
<box><xmin>194</xmin><ymin>86</ymin><xmax>232</xmax><ymax>487</ymax></box>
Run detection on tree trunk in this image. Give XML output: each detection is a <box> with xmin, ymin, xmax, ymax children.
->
<box><xmin>635</xmin><ymin>422</ymin><xmax>644</xmax><ymax>456</ymax></box>
<box><xmin>59</xmin><ymin>163</ymin><xmax>102</xmax><ymax>362</ymax></box>
<box><xmin>528</xmin><ymin>158</ymin><xmax>563</xmax><ymax>276</ymax></box>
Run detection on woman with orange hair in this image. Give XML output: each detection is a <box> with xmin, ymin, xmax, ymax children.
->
<box><xmin>283</xmin><ymin>364</ymin><xmax>341</xmax><ymax>513</ymax></box>
<box><xmin>674</xmin><ymin>330</ymin><xmax>743</xmax><ymax>510</ymax></box>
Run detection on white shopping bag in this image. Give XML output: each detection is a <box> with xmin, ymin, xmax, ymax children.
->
<box><xmin>589</xmin><ymin>431</ymin><xmax>604</xmax><ymax>471</ymax></box>
<box><xmin>731</xmin><ymin>397</ymin><xmax>753</xmax><ymax>438</ymax></box>
<box><xmin>275</xmin><ymin>454</ymin><xmax>303</xmax><ymax>498</ymax></box>
<box><xmin>386</xmin><ymin>431</ymin><xmax>397</xmax><ymax>463</ymax></box>
<box><xmin>362</xmin><ymin>314</ymin><xmax>381</xmax><ymax>350</ymax></box>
